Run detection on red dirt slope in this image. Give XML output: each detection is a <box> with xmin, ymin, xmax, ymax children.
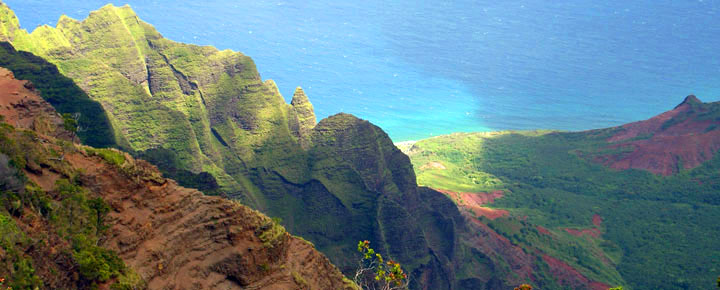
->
<box><xmin>596</xmin><ymin>95</ymin><xmax>720</xmax><ymax>175</ymax></box>
<box><xmin>434</xmin><ymin>189</ymin><xmax>509</xmax><ymax>219</ymax></box>
<box><xmin>0</xmin><ymin>67</ymin><xmax>68</xmax><ymax>139</ymax></box>
<box><xmin>564</xmin><ymin>214</ymin><xmax>603</xmax><ymax>238</ymax></box>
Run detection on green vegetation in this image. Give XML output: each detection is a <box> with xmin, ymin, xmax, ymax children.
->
<box><xmin>85</xmin><ymin>147</ymin><xmax>126</xmax><ymax>167</ymax></box>
<box><xmin>407</xmin><ymin>130</ymin><xmax>720</xmax><ymax>289</ymax></box>
<box><xmin>354</xmin><ymin>241</ymin><xmax>409</xmax><ymax>290</ymax></box>
<box><xmin>0</xmin><ymin>42</ymin><xmax>116</xmax><ymax>148</ymax></box>
<box><xmin>0</xmin><ymin>120</ymin><xmax>142</xmax><ymax>289</ymax></box>
<box><xmin>256</xmin><ymin>217</ymin><xmax>287</xmax><ymax>248</ymax></box>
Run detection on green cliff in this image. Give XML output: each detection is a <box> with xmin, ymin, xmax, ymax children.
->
<box><xmin>0</xmin><ymin>3</ymin><xmax>511</xmax><ymax>288</ymax></box>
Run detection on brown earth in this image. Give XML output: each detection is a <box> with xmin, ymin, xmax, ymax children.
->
<box><xmin>1</xmin><ymin>66</ymin><xmax>352</xmax><ymax>290</ymax></box>
<box><xmin>434</xmin><ymin>189</ymin><xmax>509</xmax><ymax>220</ymax></box>
<box><xmin>596</xmin><ymin>95</ymin><xmax>720</xmax><ymax>175</ymax></box>
<box><xmin>541</xmin><ymin>254</ymin><xmax>611</xmax><ymax>290</ymax></box>
<box><xmin>536</xmin><ymin>226</ymin><xmax>552</xmax><ymax>236</ymax></box>
<box><xmin>19</xmin><ymin>144</ymin><xmax>353</xmax><ymax>290</ymax></box>
<box><xmin>419</xmin><ymin>161</ymin><xmax>447</xmax><ymax>170</ymax></box>
<box><xmin>431</xmin><ymin>188</ymin><xmax>611</xmax><ymax>289</ymax></box>
<box><xmin>564</xmin><ymin>214</ymin><xmax>603</xmax><ymax>238</ymax></box>
<box><xmin>0</xmin><ymin>67</ymin><xmax>69</xmax><ymax>139</ymax></box>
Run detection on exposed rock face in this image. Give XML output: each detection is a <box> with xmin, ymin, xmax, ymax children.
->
<box><xmin>0</xmin><ymin>71</ymin><xmax>352</xmax><ymax>289</ymax></box>
<box><xmin>291</xmin><ymin>87</ymin><xmax>317</xmax><ymax>149</ymax></box>
<box><xmin>0</xmin><ymin>3</ymin><xmax>585</xmax><ymax>288</ymax></box>
<box><xmin>0</xmin><ymin>67</ymin><xmax>65</xmax><ymax>138</ymax></box>
<box><xmin>597</xmin><ymin>96</ymin><xmax>720</xmax><ymax>175</ymax></box>
<box><xmin>63</xmin><ymin>155</ymin><xmax>352</xmax><ymax>289</ymax></box>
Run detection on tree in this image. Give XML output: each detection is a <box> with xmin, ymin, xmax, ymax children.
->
<box><xmin>514</xmin><ymin>284</ymin><xmax>532</xmax><ymax>290</ymax></box>
<box><xmin>354</xmin><ymin>241</ymin><xmax>409</xmax><ymax>290</ymax></box>
<box><xmin>608</xmin><ymin>287</ymin><xmax>624</xmax><ymax>290</ymax></box>
<box><xmin>62</xmin><ymin>112</ymin><xmax>82</xmax><ymax>143</ymax></box>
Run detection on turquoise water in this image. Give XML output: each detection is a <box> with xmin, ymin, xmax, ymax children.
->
<box><xmin>6</xmin><ymin>0</ymin><xmax>720</xmax><ymax>141</ymax></box>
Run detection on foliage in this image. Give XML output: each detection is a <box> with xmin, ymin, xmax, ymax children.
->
<box><xmin>608</xmin><ymin>287</ymin><xmax>623</xmax><ymax>290</ymax></box>
<box><xmin>110</xmin><ymin>269</ymin><xmax>146</xmax><ymax>290</ymax></box>
<box><xmin>53</xmin><ymin>179</ymin><xmax>125</xmax><ymax>283</ymax></box>
<box><xmin>256</xmin><ymin>217</ymin><xmax>287</xmax><ymax>248</ymax></box>
<box><xmin>85</xmin><ymin>148</ymin><xmax>126</xmax><ymax>167</ymax></box>
<box><xmin>0</xmin><ymin>42</ymin><xmax>116</xmax><ymax>148</ymax></box>
<box><xmin>407</xmin><ymin>131</ymin><xmax>720</xmax><ymax>289</ymax></box>
<box><xmin>514</xmin><ymin>284</ymin><xmax>532</xmax><ymax>290</ymax></box>
<box><xmin>354</xmin><ymin>241</ymin><xmax>409</xmax><ymax>290</ymax></box>
<box><xmin>72</xmin><ymin>233</ymin><xmax>124</xmax><ymax>282</ymax></box>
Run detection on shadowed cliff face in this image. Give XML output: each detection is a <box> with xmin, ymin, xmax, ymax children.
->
<box><xmin>596</xmin><ymin>95</ymin><xmax>720</xmax><ymax>175</ymax></box>
<box><xmin>0</xmin><ymin>3</ymin><xmax>598</xmax><ymax>289</ymax></box>
<box><xmin>0</xmin><ymin>1</ymin><xmax>317</xmax><ymax>206</ymax></box>
<box><xmin>0</xmin><ymin>67</ymin><xmax>352</xmax><ymax>289</ymax></box>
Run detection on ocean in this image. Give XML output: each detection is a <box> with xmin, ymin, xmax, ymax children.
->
<box><xmin>6</xmin><ymin>0</ymin><xmax>720</xmax><ymax>141</ymax></box>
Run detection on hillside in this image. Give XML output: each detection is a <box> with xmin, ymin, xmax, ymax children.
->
<box><xmin>0</xmin><ymin>67</ymin><xmax>353</xmax><ymax>289</ymax></box>
<box><xmin>0</xmin><ymin>2</ymin><xmax>643</xmax><ymax>288</ymax></box>
<box><xmin>405</xmin><ymin>98</ymin><xmax>720</xmax><ymax>289</ymax></box>
<box><xmin>0</xmin><ymin>2</ymin><xmax>566</xmax><ymax>289</ymax></box>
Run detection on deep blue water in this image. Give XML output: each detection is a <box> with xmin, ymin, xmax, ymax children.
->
<box><xmin>6</xmin><ymin>0</ymin><xmax>720</xmax><ymax>141</ymax></box>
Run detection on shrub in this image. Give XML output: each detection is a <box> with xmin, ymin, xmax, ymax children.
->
<box><xmin>72</xmin><ymin>234</ymin><xmax>124</xmax><ymax>283</ymax></box>
<box><xmin>354</xmin><ymin>240</ymin><xmax>408</xmax><ymax>290</ymax></box>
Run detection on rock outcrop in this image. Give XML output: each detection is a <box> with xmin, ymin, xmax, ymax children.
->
<box><xmin>0</xmin><ymin>3</ymin><xmax>476</xmax><ymax>288</ymax></box>
<box><xmin>0</xmin><ymin>67</ymin><xmax>353</xmax><ymax>289</ymax></box>
<box><xmin>0</xmin><ymin>67</ymin><xmax>65</xmax><ymax>137</ymax></box>
<box><xmin>291</xmin><ymin>87</ymin><xmax>317</xmax><ymax>149</ymax></box>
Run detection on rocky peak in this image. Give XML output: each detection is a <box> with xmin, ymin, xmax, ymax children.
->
<box><xmin>0</xmin><ymin>1</ymin><xmax>22</xmax><ymax>42</ymax></box>
<box><xmin>598</xmin><ymin>96</ymin><xmax>720</xmax><ymax>175</ymax></box>
<box><xmin>0</xmin><ymin>69</ymin><xmax>354</xmax><ymax>289</ymax></box>
<box><xmin>291</xmin><ymin>86</ymin><xmax>316</xmax><ymax>148</ymax></box>
<box><xmin>674</xmin><ymin>94</ymin><xmax>702</xmax><ymax>109</ymax></box>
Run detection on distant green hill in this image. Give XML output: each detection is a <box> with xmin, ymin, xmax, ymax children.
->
<box><xmin>405</xmin><ymin>99</ymin><xmax>720</xmax><ymax>289</ymax></box>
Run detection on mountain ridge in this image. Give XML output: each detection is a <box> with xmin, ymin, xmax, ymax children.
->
<box><xmin>0</xmin><ymin>65</ymin><xmax>353</xmax><ymax>289</ymax></box>
<box><xmin>0</xmin><ymin>3</ymin><xmax>518</xmax><ymax>289</ymax></box>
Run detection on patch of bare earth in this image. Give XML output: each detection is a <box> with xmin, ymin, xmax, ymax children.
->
<box><xmin>434</xmin><ymin>189</ymin><xmax>509</xmax><ymax>219</ymax></box>
<box><xmin>596</xmin><ymin>96</ymin><xmax>720</xmax><ymax>175</ymax></box>
<box><xmin>419</xmin><ymin>161</ymin><xmax>447</xmax><ymax>170</ymax></box>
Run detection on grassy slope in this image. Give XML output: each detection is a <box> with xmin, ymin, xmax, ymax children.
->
<box><xmin>407</xmin><ymin>130</ymin><xmax>720</xmax><ymax>289</ymax></box>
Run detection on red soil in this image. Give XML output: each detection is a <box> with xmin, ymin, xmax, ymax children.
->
<box><xmin>564</xmin><ymin>228</ymin><xmax>601</xmax><ymax>238</ymax></box>
<box><xmin>434</xmin><ymin>189</ymin><xmax>509</xmax><ymax>219</ymax></box>
<box><xmin>536</xmin><ymin>226</ymin><xmax>551</xmax><ymax>236</ymax></box>
<box><xmin>542</xmin><ymin>254</ymin><xmax>611</xmax><ymax>290</ymax></box>
<box><xmin>564</xmin><ymin>214</ymin><xmax>603</xmax><ymax>238</ymax></box>
<box><xmin>0</xmin><ymin>67</ymin><xmax>68</xmax><ymax>139</ymax></box>
<box><xmin>597</xmin><ymin>96</ymin><xmax>720</xmax><ymax>176</ymax></box>
<box><xmin>464</xmin><ymin>215</ymin><xmax>536</xmax><ymax>283</ymax></box>
<box><xmin>433</xmin><ymin>188</ymin><xmax>611</xmax><ymax>289</ymax></box>
<box><xmin>592</xmin><ymin>214</ymin><xmax>603</xmax><ymax>227</ymax></box>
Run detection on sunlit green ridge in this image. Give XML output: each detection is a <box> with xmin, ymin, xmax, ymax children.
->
<box><xmin>0</xmin><ymin>3</ymin><xmax>494</xmax><ymax>288</ymax></box>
